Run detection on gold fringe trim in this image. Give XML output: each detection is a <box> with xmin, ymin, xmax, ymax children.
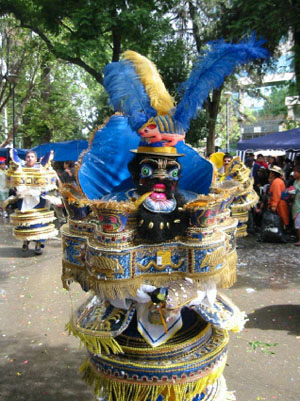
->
<box><xmin>65</xmin><ymin>321</ymin><xmax>124</xmax><ymax>355</ymax></box>
<box><xmin>62</xmin><ymin>251</ymin><xmax>237</xmax><ymax>298</ymax></box>
<box><xmin>80</xmin><ymin>357</ymin><xmax>227</xmax><ymax>401</ymax></box>
<box><xmin>89</xmin><ymin>199</ymin><xmax>137</xmax><ymax>213</ymax></box>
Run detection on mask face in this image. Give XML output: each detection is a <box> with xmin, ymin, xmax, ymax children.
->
<box><xmin>128</xmin><ymin>154</ymin><xmax>188</xmax><ymax>243</ymax></box>
<box><xmin>138</xmin><ymin>157</ymin><xmax>181</xmax><ymax>200</ymax></box>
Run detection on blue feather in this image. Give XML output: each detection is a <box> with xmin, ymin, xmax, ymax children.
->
<box><xmin>174</xmin><ymin>34</ymin><xmax>269</xmax><ymax>131</ymax></box>
<box><xmin>40</xmin><ymin>151</ymin><xmax>52</xmax><ymax>166</ymax></box>
<box><xmin>10</xmin><ymin>148</ymin><xmax>23</xmax><ymax>166</ymax></box>
<box><xmin>103</xmin><ymin>60</ymin><xmax>157</xmax><ymax>131</ymax></box>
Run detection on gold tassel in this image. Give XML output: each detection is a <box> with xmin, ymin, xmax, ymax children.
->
<box><xmin>66</xmin><ymin>321</ymin><xmax>124</xmax><ymax>355</ymax></box>
<box><xmin>62</xmin><ymin>263</ymin><xmax>237</xmax><ymax>299</ymax></box>
<box><xmin>134</xmin><ymin>191</ymin><xmax>153</xmax><ymax>208</ymax></box>
<box><xmin>62</xmin><ymin>248</ymin><xmax>237</xmax><ymax>299</ymax></box>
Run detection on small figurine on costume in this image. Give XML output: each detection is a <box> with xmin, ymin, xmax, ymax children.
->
<box><xmin>60</xmin><ymin>35</ymin><xmax>268</xmax><ymax>401</ymax></box>
<box><xmin>6</xmin><ymin>149</ymin><xmax>58</xmax><ymax>254</ymax></box>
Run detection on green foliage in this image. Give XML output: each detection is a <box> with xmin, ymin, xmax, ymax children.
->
<box><xmin>219</xmin><ymin>0</ymin><xmax>300</xmax><ymax>90</ymax></box>
<box><xmin>255</xmin><ymin>82</ymin><xmax>300</xmax><ymax>121</ymax></box>
<box><xmin>248</xmin><ymin>340</ymin><xmax>279</xmax><ymax>355</ymax></box>
<box><xmin>151</xmin><ymin>38</ymin><xmax>191</xmax><ymax>100</ymax></box>
<box><xmin>0</xmin><ymin>0</ymin><xmax>177</xmax><ymax>82</ymax></box>
<box><xmin>185</xmin><ymin>110</ymin><xmax>209</xmax><ymax>147</ymax></box>
<box><xmin>0</xmin><ymin>14</ymin><xmax>108</xmax><ymax>147</ymax></box>
<box><xmin>21</xmin><ymin>63</ymin><xmax>92</xmax><ymax>146</ymax></box>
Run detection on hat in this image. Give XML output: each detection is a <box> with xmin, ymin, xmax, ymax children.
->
<box><xmin>269</xmin><ymin>165</ymin><xmax>284</xmax><ymax>176</ymax></box>
<box><xmin>0</xmin><ymin>156</ymin><xmax>6</xmax><ymax>164</ymax></box>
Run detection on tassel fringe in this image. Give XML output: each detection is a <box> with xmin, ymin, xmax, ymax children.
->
<box><xmin>62</xmin><ymin>250</ymin><xmax>237</xmax><ymax>299</ymax></box>
<box><xmin>80</xmin><ymin>357</ymin><xmax>227</xmax><ymax>401</ymax></box>
<box><xmin>65</xmin><ymin>321</ymin><xmax>124</xmax><ymax>355</ymax></box>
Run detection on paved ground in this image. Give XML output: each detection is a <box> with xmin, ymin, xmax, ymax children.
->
<box><xmin>0</xmin><ymin>218</ymin><xmax>299</xmax><ymax>401</ymax></box>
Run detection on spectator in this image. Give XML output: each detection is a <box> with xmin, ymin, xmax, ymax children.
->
<box><xmin>245</xmin><ymin>152</ymin><xmax>255</xmax><ymax>169</ymax></box>
<box><xmin>268</xmin><ymin>166</ymin><xmax>289</xmax><ymax>229</ymax></box>
<box><xmin>253</xmin><ymin>154</ymin><xmax>268</xmax><ymax>193</ymax></box>
<box><xmin>268</xmin><ymin>156</ymin><xmax>277</xmax><ymax>168</ymax></box>
<box><xmin>61</xmin><ymin>161</ymin><xmax>76</xmax><ymax>184</ymax></box>
<box><xmin>292</xmin><ymin>164</ymin><xmax>300</xmax><ymax>246</ymax></box>
<box><xmin>276</xmin><ymin>155</ymin><xmax>285</xmax><ymax>168</ymax></box>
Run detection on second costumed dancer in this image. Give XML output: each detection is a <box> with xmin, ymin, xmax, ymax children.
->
<box><xmin>6</xmin><ymin>149</ymin><xmax>58</xmax><ymax>255</ymax></box>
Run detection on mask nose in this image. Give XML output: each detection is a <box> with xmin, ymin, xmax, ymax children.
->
<box><xmin>152</xmin><ymin>169</ymin><xmax>168</xmax><ymax>180</ymax></box>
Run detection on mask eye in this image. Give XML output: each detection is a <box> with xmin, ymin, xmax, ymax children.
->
<box><xmin>140</xmin><ymin>164</ymin><xmax>153</xmax><ymax>178</ymax></box>
<box><xmin>168</xmin><ymin>167</ymin><xmax>180</xmax><ymax>180</ymax></box>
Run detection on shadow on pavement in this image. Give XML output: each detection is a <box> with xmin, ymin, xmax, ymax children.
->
<box><xmin>246</xmin><ymin>304</ymin><xmax>300</xmax><ymax>335</ymax></box>
<box><xmin>0</xmin><ymin>247</ymin><xmax>39</xmax><ymax>259</ymax></box>
<box><xmin>0</xmin><ymin>333</ymin><xmax>92</xmax><ymax>401</ymax></box>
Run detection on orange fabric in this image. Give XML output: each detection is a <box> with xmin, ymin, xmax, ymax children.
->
<box><xmin>269</xmin><ymin>177</ymin><xmax>289</xmax><ymax>226</ymax></box>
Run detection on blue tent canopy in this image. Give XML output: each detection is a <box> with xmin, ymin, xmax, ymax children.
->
<box><xmin>0</xmin><ymin>140</ymin><xmax>88</xmax><ymax>162</ymax></box>
<box><xmin>33</xmin><ymin>140</ymin><xmax>88</xmax><ymax>161</ymax></box>
<box><xmin>0</xmin><ymin>147</ymin><xmax>26</xmax><ymax>159</ymax></box>
<box><xmin>237</xmin><ymin>128</ymin><xmax>300</xmax><ymax>151</ymax></box>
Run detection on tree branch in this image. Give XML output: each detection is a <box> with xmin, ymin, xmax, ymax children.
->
<box><xmin>21</xmin><ymin>24</ymin><xmax>104</xmax><ymax>85</ymax></box>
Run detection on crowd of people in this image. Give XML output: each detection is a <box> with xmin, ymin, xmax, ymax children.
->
<box><xmin>245</xmin><ymin>152</ymin><xmax>300</xmax><ymax>245</ymax></box>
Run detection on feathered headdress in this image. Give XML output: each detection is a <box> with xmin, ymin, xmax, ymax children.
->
<box><xmin>103</xmin><ymin>51</ymin><xmax>174</xmax><ymax>132</ymax></box>
<box><xmin>103</xmin><ymin>34</ymin><xmax>269</xmax><ymax>152</ymax></box>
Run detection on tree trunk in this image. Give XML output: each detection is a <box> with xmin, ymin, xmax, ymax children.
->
<box><xmin>111</xmin><ymin>8</ymin><xmax>121</xmax><ymax>62</ymax></box>
<box><xmin>204</xmin><ymin>88</ymin><xmax>222</xmax><ymax>155</ymax></box>
<box><xmin>0</xmin><ymin>80</ymin><xmax>36</xmax><ymax>148</ymax></box>
<box><xmin>293</xmin><ymin>28</ymin><xmax>300</xmax><ymax>93</ymax></box>
<box><xmin>40</xmin><ymin>64</ymin><xmax>52</xmax><ymax>143</ymax></box>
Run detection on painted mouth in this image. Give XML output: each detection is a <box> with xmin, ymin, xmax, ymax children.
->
<box><xmin>150</xmin><ymin>183</ymin><xmax>167</xmax><ymax>201</ymax></box>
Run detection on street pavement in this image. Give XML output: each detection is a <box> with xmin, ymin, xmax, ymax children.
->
<box><xmin>0</xmin><ymin>219</ymin><xmax>299</xmax><ymax>401</ymax></box>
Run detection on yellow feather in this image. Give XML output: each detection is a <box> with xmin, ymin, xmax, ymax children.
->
<box><xmin>123</xmin><ymin>50</ymin><xmax>174</xmax><ymax>115</ymax></box>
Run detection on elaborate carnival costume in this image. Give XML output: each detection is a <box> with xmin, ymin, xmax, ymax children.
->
<box><xmin>210</xmin><ymin>153</ymin><xmax>259</xmax><ymax>237</ymax></box>
<box><xmin>6</xmin><ymin>150</ymin><xmax>58</xmax><ymax>253</ymax></box>
<box><xmin>61</xmin><ymin>37</ymin><xmax>267</xmax><ymax>401</ymax></box>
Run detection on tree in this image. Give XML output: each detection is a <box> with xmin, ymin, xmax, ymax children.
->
<box><xmin>219</xmin><ymin>0</ymin><xmax>300</xmax><ymax>92</ymax></box>
<box><xmin>0</xmin><ymin>16</ymin><xmax>43</xmax><ymax>146</ymax></box>
<box><xmin>0</xmin><ymin>1</ymin><xmax>184</xmax><ymax>147</ymax></box>
<box><xmin>254</xmin><ymin>84</ymin><xmax>300</xmax><ymax>130</ymax></box>
<box><xmin>21</xmin><ymin>61</ymin><xmax>100</xmax><ymax>147</ymax></box>
<box><xmin>169</xmin><ymin>1</ymin><xmax>232</xmax><ymax>154</ymax></box>
<box><xmin>0</xmin><ymin>0</ymin><xmax>176</xmax><ymax>84</ymax></box>
<box><xmin>0</xmin><ymin>15</ymin><xmax>104</xmax><ymax>147</ymax></box>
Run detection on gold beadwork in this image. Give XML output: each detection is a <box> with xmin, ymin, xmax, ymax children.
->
<box><xmin>149</xmin><ymin>222</ymin><xmax>154</xmax><ymax>229</ymax></box>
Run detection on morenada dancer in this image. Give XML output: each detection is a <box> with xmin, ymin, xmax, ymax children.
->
<box><xmin>6</xmin><ymin>149</ymin><xmax>59</xmax><ymax>255</ymax></box>
<box><xmin>60</xmin><ymin>36</ymin><xmax>268</xmax><ymax>401</ymax></box>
